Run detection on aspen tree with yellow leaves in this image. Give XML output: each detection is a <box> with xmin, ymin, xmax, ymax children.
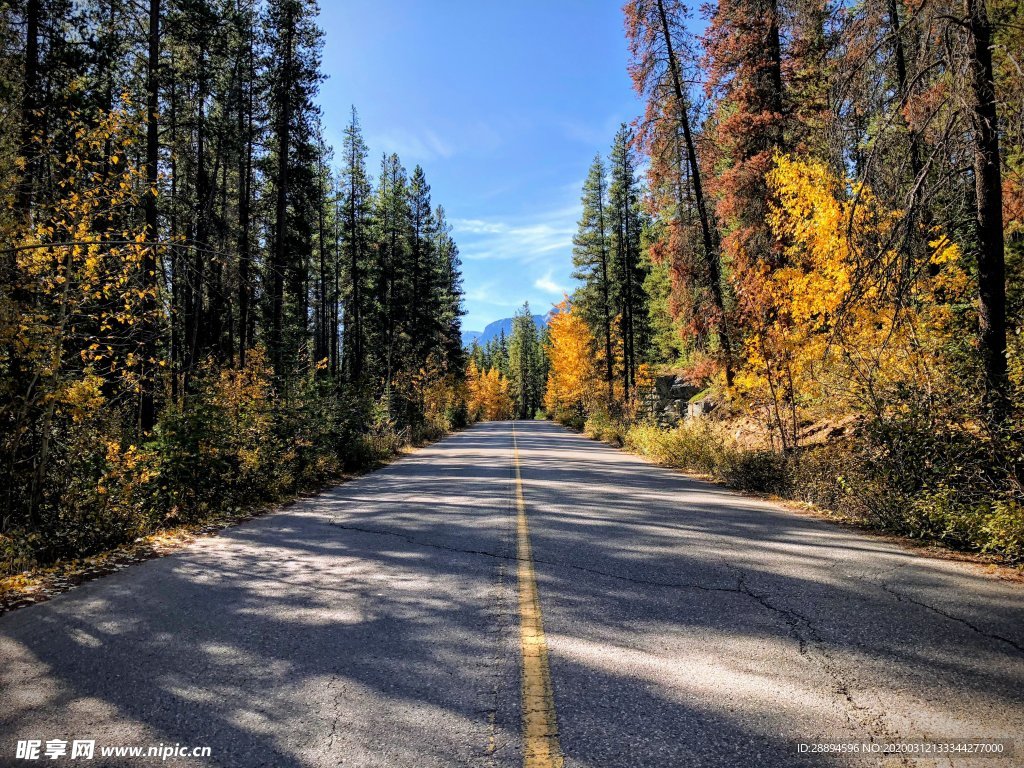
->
<box><xmin>544</xmin><ymin>298</ymin><xmax>599</xmax><ymax>426</ymax></box>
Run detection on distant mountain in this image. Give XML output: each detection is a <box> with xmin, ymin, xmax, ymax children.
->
<box><xmin>463</xmin><ymin>314</ymin><xmax>548</xmax><ymax>348</ymax></box>
<box><xmin>461</xmin><ymin>330</ymin><xmax>483</xmax><ymax>347</ymax></box>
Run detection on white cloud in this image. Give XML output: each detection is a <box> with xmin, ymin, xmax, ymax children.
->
<box><xmin>558</xmin><ymin>112</ymin><xmax>634</xmax><ymax>149</ymax></box>
<box><xmin>369</xmin><ymin>119</ymin><xmax>505</xmax><ymax>164</ymax></box>
<box><xmin>534</xmin><ymin>269</ymin><xmax>565</xmax><ymax>295</ymax></box>
<box><xmin>465</xmin><ymin>281</ymin><xmax>520</xmax><ymax>308</ymax></box>
<box><xmin>452</xmin><ymin>219</ymin><xmax>509</xmax><ymax>236</ymax></box>
<box><xmin>451</xmin><ymin>205</ymin><xmax>579</xmax><ymax>264</ymax></box>
<box><xmin>374</xmin><ymin>127</ymin><xmax>454</xmax><ymax>162</ymax></box>
<box><xmin>455</xmin><ymin>193</ymin><xmax>583</xmax><ymax>330</ymax></box>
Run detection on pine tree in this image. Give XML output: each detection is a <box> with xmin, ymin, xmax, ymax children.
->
<box><xmin>434</xmin><ymin>205</ymin><xmax>466</xmax><ymax>376</ymax></box>
<box><xmin>625</xmin><ymin>0</ymin><xmax>734</xmax><ymax>384</ymax></box>
<box><xmin>407</xmin><ymin>165</ymin><xmax>438</xmax><ymax>367</ymax></box>
<box><xmin>340</xmin><ymin>106</ymin><xmax>374</xmax><ymax>383</ymax></box>
<box><xmin>608</xmin><ymin>124</ymin><xmax>649</xmax><ymax>398</ymax></box>
<box><xmin>373</xmin><ymin>152</ymin><xmax>411</xmax><ymax>408</ymax></box>
<box><xmin>704</xmin><ymin>0</ymin><xmax>788</xmax><ymax>315</ymax></box>
<box><xmin>572</xmin><ymin>154</ymin><xmax>615</xmax><ymax>405</ymax></box>
<box><xmin>0</xmin><ymin>0</ymin><xmax>468</xmax><ymax>564</ymax></box>
<box><xmin>508</xmin><ymin>303</ymin><xmax>545</xmax><ymax>419</ymax></box>
<box><xmin>263</xmin><ymin>0</ymin><xmax>324</xmax><ymax>377</ymax></box>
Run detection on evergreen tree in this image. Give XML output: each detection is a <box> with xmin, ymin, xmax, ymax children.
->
<box><xmin>572</xmin><ymin>153</ymin><xmax>616</xmax><ymax>405</ymax></box>
<box><xmin>407</xmin><ymin>165</ymin><xmax>438</xmax><ymax>367</ymax></box>
<box><xmin>489</xmin><ymin>330</ymin><xmax>510</xmax><ymax>378</ymax></box>
<box><xmin>340</xmin><ymin>106</ymin><xmax>374</xmax><ymax>383</ymax></box>
<box><xmin>0</xmin><ymin>0</ymin><xmax>467</xmax><ymax>561</ymax></box>
<box><xmin>625</xmin><ymin>0</ymin><xmax>734</xmax><ymax>384</ymax></box>
<box><xmin>372</xmin><ymin>152</ymin><xmax>411</xmax><ymax>409</ymax></box>
<box><xmin>608</xmin><ymin>124</ymin><xmax>649</xmax><ymax>398</ymax></box>
<box><xmin>263</xmin><ymin>0</ymin><xmax>324</xmax><ymax>377</ymax></box>
<box><xmin>434</xmin><ymin>205</ymin><xmax>466</xmax><ymax>376</ymax></box>
<box><xmin>508</xmin><ymin>304</ymin><xmax>545</xmax><ymax>419</ymax></box>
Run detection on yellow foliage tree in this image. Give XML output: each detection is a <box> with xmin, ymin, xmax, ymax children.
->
<box><xmin>735</xmin><ymin>153</ymin><xmax>970</xmax><ymax>447</ymax></box>
<box><xmin>544</xmin><ymin>297</ymin><xmax>598</xmax><ymax>420</ymax></box>
<box><xmin>2</xmin><ymin>107</ymin><xmax>162</xmax><ymax>521</ymax></box>
<box><xmin>466</xmin><ymin>360</ymin><xmax>513</xmax><ymax>421</ymax></box>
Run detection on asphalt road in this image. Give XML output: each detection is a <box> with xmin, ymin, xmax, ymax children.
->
<box><xmin>1</xmin><ymin>420</ymin><xmax>1022</xmax><ymax>767</ymax></box>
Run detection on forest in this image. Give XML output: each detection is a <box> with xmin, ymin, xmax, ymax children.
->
<box><xmin>531</xmin><ymin>0</ymin><xmax>1023</xmax><ymax>562</ymax></box>
<box><xmin>0</xmin><ymin>0</ymin><xmax>465</xmax><ymax>573</ymax></box>
<box><xmin>1</xmin><ymin>0</ymin><xmax>1022</xmax><ymax>575</ymax></box>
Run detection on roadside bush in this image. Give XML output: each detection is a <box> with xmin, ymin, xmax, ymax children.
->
<box><xmin>721</xmin><ymin>449</ymin><xmax>787</xmax><ymax>493</ymax></box>
<box><xmin>557</xmin><ymin>410</ymin><xmax>587</xmax><ymax>431</ymax></box>
<box><xmin>584</xmin><ymin>411</ymin><xmax>626</xmax><ymax>446</ymax></box>
<box><xmin>982</xmin><ymin>499</ymin><xmax>1024</xmax><ymax>561</ymax></box>
<box><xmin>625</xmin><ymin>420</ymin><xmax>740</xmax><ymax>476</ymax></box>
<box><xmin>0</xmin><ymin>348</ymin><xmax>439</xmax><ymax>576</ymax></box>
<box><xmin>547</xmin><ymin>403</ymin><xmax>586</xmax><ymax>431</ymax></box>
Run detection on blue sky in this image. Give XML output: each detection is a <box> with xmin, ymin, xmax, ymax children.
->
<box><xmin>317</xmin><ymin>0</ymin><xmax>642</xmax><ymax>332</ymax></box>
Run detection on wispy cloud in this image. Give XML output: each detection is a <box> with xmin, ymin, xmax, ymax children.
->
<box><xmin>534</xmin><ymin>269</ymin><xmax>565</xmax><ymax>295</ymax></box>
<box><xmin>455</xmin><ymin>204</ymin><xmax>578</xmax><ymax>329</ymax></box>
<box><xmin>374</xmin><ymin>127</ymin><xmax>454</xmax><ymax>162</ymax></box>
<box><xmin>370</xmin><ymin>119</ymin><xmax>505</xmax><ymax>164</ymax></box>
<box><xmin>452</xmin><ymin>205</ymin><xmax>578</xmax><ymax>264</ymax></box>
<box><xmin>465</xmin><ymin>280</ymin><xmax>521</xmax><ymax>309</ymax></box>
<box><xmin>558</xmin><ymin>112</ymin><xmax>632</xmax><ymax>149</ymax></box>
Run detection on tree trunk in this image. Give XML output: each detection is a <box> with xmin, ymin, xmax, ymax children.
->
<box><xmin>622</xmin><ymin>173</ymin><xmax>635</xmax><ymax>395</ymax></box>
<box><xmin>16</xmin><ymin>0</ymin><xmax>40</xmax><ymax>225</ymax></box>
<box><xmin>237</xmin><ymin>25</ymin><xmax>253</xmax><ymax>368</ymax></box>
<box><xmin>348</xmin><ymin>117</ymin><xmax>363</xmax><ymax>381</ymax></box>
<box><xmin>655</xmin><ymin>0</ymin><xmax>734</xmax><ymax>386</ymax></box>
<box><xmin>140</xmin><ymin>0</ymin><xmax>160</xmax><ymax>434</ymax></box>
<box><xmin>596</xmin><ymin>169</ymin><xmax>614</xmax><ymax>405</ymax></box>
<box><xmin>271</xmin><ymin>9</ymin><xmax>293</xmax><ymax>375</ymax></box>
<box><xmin>965</xmin><ymin>0</ymin><xmax>1009</xmax><ymax>421</ymax></box>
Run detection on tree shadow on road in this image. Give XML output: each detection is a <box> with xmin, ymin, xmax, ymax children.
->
<box><xmin>0</xmin><ymin>420</ymin><xmax>1021</xmax><ymax>767</ymax></box>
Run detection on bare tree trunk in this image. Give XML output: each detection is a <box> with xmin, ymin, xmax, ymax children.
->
<box><xmin>140</xmin><ymin>0</ymin><xmax>160</xmax><ymax>434</ymax></box>
<box><xmin>271</xmin><ymin>9</ymin><xmax>293</xmax><ymax>375</ymax></box>
<box><xmin>655</xmin><ymin>0</ymin><xmax>734</xmax><ymax>386</ymax></box>
<box><xmin>965</xmin><ymin>0</ymin><xmax>1009</xmax><ymax>421</ymax></box>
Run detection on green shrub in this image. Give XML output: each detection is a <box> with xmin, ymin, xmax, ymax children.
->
<box><xmin>983</xmin><ymin>499</ymin><xmax>1024</xmax><ymax>561</ymax></box>
<box><xmin>585</xmin><ymin>412</ymin><xmax>626</xmax><ymax>446</ymax></box>
<box><xmin>722</xmin><ymin>449</ymin><xmax>787</xmax><ymax>493</ymax></box>
<box><xmin>624</xmin><ymin>420</ymin><xmax>735</xmax><ymax>476</ymax></box>
<box><xmin>0</xmin><ymin>349</ymin><xmax>438</xmax><ymax>575</ymax></box>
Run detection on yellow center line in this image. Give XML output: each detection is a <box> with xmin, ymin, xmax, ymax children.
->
<box><xmin>513</xmin><ymin>422</ymin><xmax>565</xmax><ymax>768</ymax></box>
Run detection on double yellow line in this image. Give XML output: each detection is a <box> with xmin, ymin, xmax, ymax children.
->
<box><xmin>512</xmin><ymin>422</ymin><xmax>564</xmax><ymax>768</ymax></box>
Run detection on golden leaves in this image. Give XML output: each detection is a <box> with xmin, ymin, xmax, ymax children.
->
<box><xmin>543</xmin><ymin>297</ymin><xmax>598</xmax><ymax>415</ymax></box>
<box><xmin>2</xmin><ymin>106</ymin><xmax>164</xmax><ymax>432</ymax></box>
<box><xmin>734</xmin><ymin>153</ymin><xmax>971</xmax><ymax>421</ymax></box>
<box><xmin>466</xmin><ymin>360</ymin><xmax>514</xmax><ymax>421</ymax></box>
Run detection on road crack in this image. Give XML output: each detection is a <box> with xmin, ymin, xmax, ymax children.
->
<box><xmin>879</xmin><ymin>581</ymin><xmax>1024</xmax><ymax>655</ymax></box>
<box><xmin>734</xmin><ymin>570</ymin><xmax>810</xmax><ymax>654</ymax></box>
<box><xmin>325</xmin><ymin>674</ymin><xmax>343</xmax><ymax>753</ymax></box>
<box><xmin>723</xmin><ymin>562</ymin><xmax>909</xmax><ymax>761</ymax></box>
